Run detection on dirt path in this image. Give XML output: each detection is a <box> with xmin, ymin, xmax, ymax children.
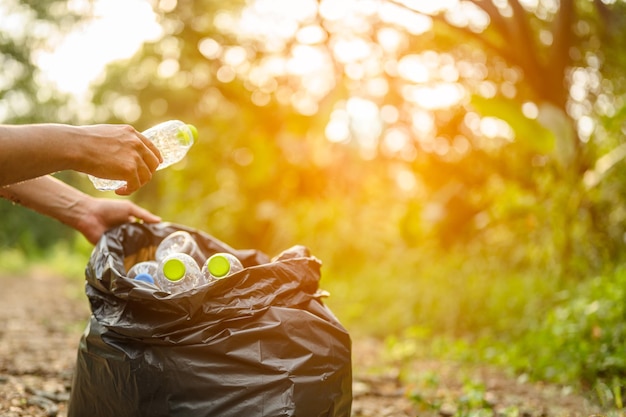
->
<box><xmin>0</xmin><ymin>273</ymin><xmax>607</xmax><ymax>417</ymax></box>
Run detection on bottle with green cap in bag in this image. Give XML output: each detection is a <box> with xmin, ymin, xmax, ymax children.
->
<box><xmin>89</xmin><ymin>119</ymin><xmax>198</xmax><ymax>191</ymax></box>
<box><xmin>155</xmin><ymin>252</ymin><xmax>203</xmax><ymax>294</ymax></box>
<box><xmin>202</xmin><ymin>253</ymin><xmax>244</xmax><ymax>282</ymax></box>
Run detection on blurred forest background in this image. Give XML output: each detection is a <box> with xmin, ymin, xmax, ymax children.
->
<box><xmin>3</xmin><ymin>0</ymin><xmax>626</xmax><ymax>406</ymax></box>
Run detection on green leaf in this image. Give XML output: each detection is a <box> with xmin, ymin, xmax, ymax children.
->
<box><xmin>471</xmin><ymin>95</ymin><xmax>556</xmax><ymax>154</ymax></box>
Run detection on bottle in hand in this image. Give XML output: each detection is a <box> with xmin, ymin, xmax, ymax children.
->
<box><xmin>89</xmin><ymin>120</ymin><xmax>198</xmax><ymax>191</ymax></box>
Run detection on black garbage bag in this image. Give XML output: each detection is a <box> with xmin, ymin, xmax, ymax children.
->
<box><xmin>68</xmin><ymin>222</ymin><xmax>352</xmax><ymax>417</ymax></box>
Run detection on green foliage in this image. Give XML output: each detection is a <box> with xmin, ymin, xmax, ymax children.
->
<box><xmin>470</xmin><ymin>95</ymin><xmax>555</xmax><ymax>154</ymax></box>
<box><xmin>491</xmin><ymin>264</ymin><xmax>626</xmax><ymax>407</ymax></box>
<box><xmin>0</xmin><ymin>0</ymin><xmax>79</xmax><ymax>124</ymax></box>
<box><xmin>0</xmin><ymin>172</ymin><xmax>79</xmax><ymax>254</ymax></box>
<box><xmin>521</xmin><ymin>266</ymin><xmax>626</xmax><ymax>389</ymax></box>
<box><xmin>384</xmin><ymin>262</ymin><xmax>626</xmax><ymax>408</ymax></box>
<box><xmin>0</xmin><ymin>234</ymin><xmax>91</xmax><ymax>280</ymax></box>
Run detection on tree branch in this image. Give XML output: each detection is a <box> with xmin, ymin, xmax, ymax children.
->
<box><xmin>546</xmin><ymin>0</ymin><xmax>575</xmax><ymax>107</ymax></box>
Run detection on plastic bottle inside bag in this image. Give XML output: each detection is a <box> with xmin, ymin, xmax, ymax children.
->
<box><xmin>202</xmin><ymin>253</ymin><xmax>244</xmax><ymax>281</ymax></box>
<box><xmin>155</xmin><ymin>230</ymin><xmax>204</xmax><ymax>264</ymax></box>
<box><xmin>127</xmin><ymin>260</ymin><xmax>159</xmax><ymax>279</ymax></box>
<box><xmin>155</xmin><ymin>253</ymin><xmax>205</xmax><ymax>294</ymax></box>
<box><xmin>89</xmin><ymin>120</ymin><xmax>197</xmax><ymax>191</ymax></box>
<box><xmin>134</xmin><ymin>272</ymin><xmax>157</xmax><ymax>287</ymax></box>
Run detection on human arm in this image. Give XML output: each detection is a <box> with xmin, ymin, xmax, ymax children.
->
<box><xmin>0</xmin><ymin>175</ymin><xmax>161</xmax><ymax>244</ymax></box>
<box><xmin>0</xmin><ymin>123</ymin><xmax>162</xmax><ymax>195</ymax></box>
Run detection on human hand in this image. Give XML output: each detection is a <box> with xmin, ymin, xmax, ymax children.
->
<box><xmin>75</xmin><ymin>197</ymin><xmax>162</xmax><ymax>244</ymax></box>
<box><xmin>0</xmin><ymin>175</ymin><xmax>162</xmax><ymax>244</ymax></box>
<box><xmin>73</xmin><ymin>124</ymin><xmax>163</xmax><ymax>195</ymax></box>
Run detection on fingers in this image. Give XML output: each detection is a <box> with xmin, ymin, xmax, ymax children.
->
<box><xmin>115</xmin><ymin>164</ymin><xmax>153</xmax><ymax>195</ymax></box>
<box><xmin>80</xmin><ymin>124</ymin><xmax>165</xmax><ymax>194</ymax></box>
<box><xmin>123</xmin><ymin>130</ymin><xmax>162</xmax><ymax>194</ymax></box>
<box><xmin>136</xmin><ymin>131</ymin><xmax>163</xmax><ymax>168</ymax></box>
<box><xmin>127</xmin><ymin>204</ymin><xmax>162</xmax><ymax>223</ymax></box>
<box><xmin>115</xmin><ymin>173</ymin><xmax>147</xmax><ymax>195</ymax></box>
<box><xmin>114</xmin><ymin>128</ymin><xmax>163</xmax><ymax>195</ymax></box>
<box><xmin>145</xmin><ymin>134</ymin><xmax>163</xmax><ymax>163</ymax></box>
<box><xmin>115</xmin><ymin>185</ymin><xmax>132</xmax><ymax>196</ymax></box>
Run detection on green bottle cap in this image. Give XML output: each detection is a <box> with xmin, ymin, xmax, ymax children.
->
<box><xmin>208</xmin><ymin>254</ymin><xmax>231</xmax><ymax>278</ymax></box>
<box><xmin>177</xmin><ymin>123</ymin><xmax>198</xmax><ymax>145</ymax></box>
<box><xmin>187</xmin><ymin>124</ymin><xmax>198</xmax><ymax>140</ymax></box>
<box><xmin>163</xmin><ymin>258</ymin><xmax>185</xmax><ymax>281</ymax></box>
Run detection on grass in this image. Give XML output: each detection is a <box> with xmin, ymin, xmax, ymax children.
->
<box><xmin>320</xmin><ymin>244</ymin><xmax>561</xmax><ymax>339</ymax></box>
<box><xmin>0</xmin><ymin>236</ymin><xmax>91</xmax><ymax>282</ymax></box>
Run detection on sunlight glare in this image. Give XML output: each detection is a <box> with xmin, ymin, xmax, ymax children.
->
<box><xmin>403</xmin><ymin>83</ymin><xmax>465</xmax><ymax>110</ymax></box>
<box><xmin>287</xmin><ymin>45</ymin><xmax>328</xmax><ymax>75</ymax></box>
<box><xmin>223</xmin><ymin>46</ymin><xmax>249</xmax><ymax>68</ymax></box>
<box><xmin>411</xmin><ymin>110</ymin><xmax>435</xmax><ymax>137</ymax></box>
<box><xmin>198</xmin><ymin>38</ymin><xmax>222</xmax><ymax>60</ymax></box>
<box><xmin>346</xmin><ymin>97</ymin><xmax>383</xmax><ymax>157</ymax></box>
<box><xmin>296</xmin><ymin>25</ymin><xmax>327</xmax><ymax>45</ymax></box>
<box><xmin>319</xmin><ymin>0</ymin><xmax>353</xmax><ymax>21</ymax></box>
<box><xmin>396</xmin><ymin>0</ymin><xmax>459</xmax><ymax>14</ymax></box>
<box><xmin>377</xmin><ymin>28</ymin><xmax>404</xmax><ymax>54</ymax></box>
<box><xmin>379</xmin><ymin>2</ymin><xmax>432</xmax><ymax>35</ymax></box>
<box><xmin>522</xmin><ymin>102</ymin><xmax>539</xmax><ymax>119</ymax></box>
<box><xmin>216</xmin><ymin>66</ymin><xmax>236</xmax><ymax>83</ymax></box>
<box><xmin>239</xmin><ymin>0</ymin><xmax>317</xmax><ymax>45</ymax></box>
<box><xmin>452</xmin><ymin>135</ymin><xmax>470</xmax><ymax>155</ymax></box>
<box><xmin>36</xmin><ymin>0</ymin><xmax>161</xmax><ymax>98</ymax></box>
<box><xmin>383</xmin><ymin>128</ymin><xmax>411</xmax><ymax>154</ymax></box>
<box><xmin>578</xmin><ymin>115</ymin><xmax>595</xmax><ymax>141</ymax></box>
<box><xmin>332</xmin><ymin>37</ymin><xmax>373</xmax><ymax>64</ymax></box>
<box><xmin>480</xmin><ymin>117</ymin><xmax>515</xmax><ymax>141</ymax></box>
<box><xmin>398</xmin><ymin>55</ymin><xmax>430</xmax><ymax>83</ymax></box>
<box><xmin>366</xmin><ymin>78</ymin><xmax>389</xmax><ymax>97</ymax></box>
<box><xmin>394</xmin><ymin>167</ymin><xmax>418</xmax><ymax>192</ymax></box>
<box><xmin>157</xmin><ymin>58</ymin><xmax>180</xmax><ymax>78</ymax></box>
<box><xmin>158</xmin><ymin>0</ymin><xmax>178</xmax><ymax>13</ymax></box>
<box><xmin>254</xmin><ymin>0</ymin><xmax>317</xmax><ymax>23</ymax></box>
<box><xmin>233</xmin><ymin>0</ymin><xmax>476</xmax><ymax>153</ymax></box>
<box><xmin>326</xmin><ymin>109</ymin><xmax>351</xmax><ymax>144</ymax></box>
<box><xmin>0</xmin><ymin>4</ymin><xmax>31</xmax><ymax>40</ymax></box>
<box><xmin>444</xmin><ymin>2</ymin><xmax>490</xmax><ymax>32</ymax></box>
<box><xmin>381</xmin><ymin>105</ymin><xmax>399</xmax><ymax>124</ymax></box>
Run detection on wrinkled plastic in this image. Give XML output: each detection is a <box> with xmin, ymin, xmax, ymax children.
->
<box><xmin>68</xmin><ymin>222</ymin><xmax>352</xmax><ymax>417</ymax></box>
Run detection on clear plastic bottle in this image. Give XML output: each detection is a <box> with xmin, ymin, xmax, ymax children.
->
<box><xmin>155</xmin><ymin>230</ymin><xmax>204</xmax><ymax>265</ymax></box>
<box><xmin>202</xmin><ymin>253</ymin><xmax>244</xmax><ymax>281</ymax></box>
<box><xmin>89</xmin><ymin>120</ymin><xmax>198</xmax><ymax>191</ymax></box>
<box><xmin>155</xmin><ymin>252</ymin><xmax>203</xmax><ymax>294</ymax></box>
<box><xmin>127</xmin><ymin>260</ymin><xmax>159</xmax><ymax>279</ymax></box>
